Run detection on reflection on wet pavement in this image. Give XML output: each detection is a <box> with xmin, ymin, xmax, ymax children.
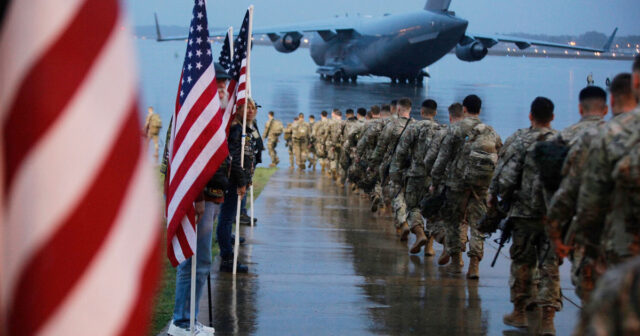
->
<box><xmin>189</xmin><ymin>169</ymin><xmax>580</xmax><ymax>335</ymax></box>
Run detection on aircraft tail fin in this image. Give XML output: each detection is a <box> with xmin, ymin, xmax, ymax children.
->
<box><xmin>154</xmin><ymin>13</ymin><xmax>163</xmax><ymax>41</ymax></box>
<box><xmin>602</xmin><ymin>27</ymin><xmax>618</xmax><ymax>52</ymax></box>
<box><xmin>425</xmin><ymin>0</ymin><xmax>452</xmax><ymax>12</ymax></box>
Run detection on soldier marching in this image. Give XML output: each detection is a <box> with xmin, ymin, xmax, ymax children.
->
<box><xmin>249</xmin><ymin>55</ymin><xmax>640</xmax><ymax>336</ymax></box>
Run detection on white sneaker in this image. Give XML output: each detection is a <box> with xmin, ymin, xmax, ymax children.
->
<box><xmin>196</xmin><ymin>322</ymin><xmax>215</xmax><ymax>334</ymax></box>
<box><xmin>167</xmin><ymin>320</ymin><xmax>214</xmax><ymax>336</ymax></box>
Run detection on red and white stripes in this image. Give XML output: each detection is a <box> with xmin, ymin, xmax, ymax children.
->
<box><xmin>1</xmin><ymin>1</ymin><xmax>160</xmax><ymax>335</ymax></box>
<box><xmin>165</xmin><ymin>68</ymin><xmax>229</xmax><ymax>267</ymax></box>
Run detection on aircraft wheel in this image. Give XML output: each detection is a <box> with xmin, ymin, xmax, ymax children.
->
<box><xmin>350</xmin><ymin>75</ymin><xmax>357</xmax><ymax>83</ymax></box>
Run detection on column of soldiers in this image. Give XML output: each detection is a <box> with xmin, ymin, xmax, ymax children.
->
<box><xmin>306</xmin><ymin>55</ymin><xmax>640</xmax><ymax>336</ymax></box>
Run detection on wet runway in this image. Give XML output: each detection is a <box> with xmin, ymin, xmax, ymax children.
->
<box><xmin>164</xmin><ymin>168</ymin><xmax>582</xmax><ymax>336</ymax></box>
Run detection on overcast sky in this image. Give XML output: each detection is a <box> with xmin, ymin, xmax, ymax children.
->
<box><xmin>125</xmin><ymin>0</ymin><xmax>639</xmax><ymax>36</ymax></box>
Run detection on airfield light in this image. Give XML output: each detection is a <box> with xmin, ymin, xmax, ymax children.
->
<box><xmin>565</xmin><ymin>50</ymin><xmax>569</xmax><ymax>54</ymax></box>
<box><xmin>569</xmin><ymin>41</ymin><xmax>576</xmax><ymax>46</ymax></box>
<box><xmin>628</xmin><ymin>43</ymin><xmax>631</xmax><ymax>47</ymax></box>
<box><xmin>543</xmin><ymin>50</ymin><xmax>547</xmax><ymax>54</ymax></box>
<box><xmin>304</xmin><ymin>39</ymin><xmax>309</xmax><ymax>43</ymax></box>
<box><xmin>535</xmin><ymin>49</ymin><xmax>538</xmax><ymax>53</ymax></box>
<box><xmin>576</xmin><ymin>51</ymin><xmax>580</xmax><ymax>55</ymax></box>
<box><xmin>507</xmin><ymin>48</ymin><xmax>510</xmax><ymax>52</ymax></box>
<box><xmin>616</xmin><ymin>44</ymin><xmax>619</xmax><ymax>48</ymax></box>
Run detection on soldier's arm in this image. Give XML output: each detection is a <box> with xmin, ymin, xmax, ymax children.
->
<box><xmin>430</xmin><ymin>128</ymin><xmax>457</xmax><ymax>186</ymax></box>
<box><xmin>390</xmin><ymin>127</ymin><xmax>414</xmax><ymax>175</ymax></box>
<box><xmin>575</xmin><ymin>135</ymin><xmax>613</xmax><ymax>236</ymax></box>
<box><xmin>370</xmin><ymin>125</ymin><xmax>392</xmax><ymax>165</ymax></box>
<box><xmin>423</xmin><ymin>128</ymin><xmax>446</xmax><ymax>174</ymax></box>
<box><xmin>547</xmin><ymin>140</ymin><xmax>589</xmax><ymax>226</ymax></box>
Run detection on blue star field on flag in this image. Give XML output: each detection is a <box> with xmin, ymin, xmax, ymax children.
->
<box><xmin>179</xmin><ymin>0</ymin><xmax>213</xmax><ymax>107</ymax></box>
<box><xmin>218</xmin><ymin>33</ymin><xmax>231</xmax><ymax>70</ymax></box>
<box><xmin>228</xmin><ymin>10</ymin><xmax>250</xmax><ymax>81</ymax></box>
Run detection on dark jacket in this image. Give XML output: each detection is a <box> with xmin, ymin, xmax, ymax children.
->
<box><xmin>228</xmin><ymin>121</ymin><xmax>258</xmax><ymax>187</ymax></box>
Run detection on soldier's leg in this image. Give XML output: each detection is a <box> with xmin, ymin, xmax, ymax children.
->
<box><xmin>288</xmin><ymin>145</ymin><xmax>295</xmax><ymax>167</ymax></box>
<box><xmin>392</xmin><ymin>187</ymin><xmax>408</xmax><ymax>229</ymax></box>
<box><xmin>537</xmin><ymin>237</ymin><xmax>562</xmax><ymax>311</ymax></box>
<box><xmin>405</xmin><ymin>177</ymin><xmax>428</xmax><ymax>253</ymax></box>
<box><xmin>467</xmin><ymin>194</ymin><xmax>487</xmax><ymax>261</ymax></box>
<box><xmin>509</xmin><ymin>223</ymin><xmax>537</xmax><ymax>306</ymax></box>
<box><xmin>293</xmin><ymin>142</ymin><xmax>301</xmax><ymax>168</ymax></box>
<box><xmin>443</xmin><ymin>189</ymin><xmax>465</xmax><ymax>257</ymax></box>
<box><xmin>301</xmin><ymin>141</ymin><xmax>309</xmax><ymax>166</ymax></box>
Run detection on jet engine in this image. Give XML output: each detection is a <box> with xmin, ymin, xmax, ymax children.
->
<box><xmin>273</xmin><ymin>32</ymin><xmax>302</xmax><ymax>53</ymax></box>
<box><xmin>455</xmin><ymin>41</ymin><xmax>488</xmax><ymax>62</ymax></box>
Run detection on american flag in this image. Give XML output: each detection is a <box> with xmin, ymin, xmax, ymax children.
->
<box><xmin>218</xmin><ymin>31</ymin><xmax>232</xmax><ymax>70</ymax></box>
<box><xmin>222</xmin><ymin>8</ymin><xmax>252</xmax><ymax>125</ymax></box>
<box><xmin>0</xmin><ymin>0</ymin><xmax>160</xmax><ymax>335</ymax></box>
<box><xmin>165</xmin><ymin>0</ymin><xmax>229</xmax><ymax>267</ymax></box>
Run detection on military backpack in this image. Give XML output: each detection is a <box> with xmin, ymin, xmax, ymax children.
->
<box><xmin>461</xmin><ymin>122</ymin><xmax>499</xmax><ymax>189</ymax></box>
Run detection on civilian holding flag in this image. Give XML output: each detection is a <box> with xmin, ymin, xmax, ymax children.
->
<box><xmin>216</xmin><ymin>7</ymin><xmax>254</xmax><ymax>273</ymax></box>
<box><xmin>165</xmin><ymin>0</ymin><xmax>232</xmax><ymax>335</ymax></box>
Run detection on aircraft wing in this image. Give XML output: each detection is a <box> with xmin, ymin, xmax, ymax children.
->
<box><xmin>466</xmin><ymin>28</ymin><xmax>618</xmax><ymax>53</ymax></box>
<box><xmin>155</xmin><ymin>13</ymin><xmax>360</xmax><ymax>42</ymax></box>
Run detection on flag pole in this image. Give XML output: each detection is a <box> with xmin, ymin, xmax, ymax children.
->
<box><xmin>246</xmin><ymin>8</ymin><xmax>254</xmax><ymax>228</ymax></box>
<box><xmin>190</xmin><ymin>223</ymin><xmax>198</xmax><ymax>335</ymax></box>
<box><xmin>233</xmin><ymin>5</ymin><xmax>253</xmax><ymax>275</ymax></box>
<box><xmin>250</xmin><ymin>185</ymin><xmax>254</xmax><ymax>227</ymax></box>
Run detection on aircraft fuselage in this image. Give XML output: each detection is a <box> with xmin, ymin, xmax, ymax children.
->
<box><xmin>309</xmin><ymin>11</ymin><xmax>468</xmax><ymax>79</ymax></box>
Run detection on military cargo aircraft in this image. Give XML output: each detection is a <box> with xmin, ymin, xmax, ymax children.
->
<box><xmin>156</xmin><ymin>0</ymin><xmax>617</xmax><ymax>85</ymax></box>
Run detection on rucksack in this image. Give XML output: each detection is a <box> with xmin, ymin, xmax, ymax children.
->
<box><xmin>462</xmin><ymin>123</ymin><xmax>499</xmax><ymax>188</ymax></box>
<box><xmin>293</xmin><ymin>122</ymin><xmax>309</xmax><ymax>139</ymax></box>
<box><xmin>533</xmin><ymin>139</ymin><xmax>570</xmax><ymax>193</ymax></box>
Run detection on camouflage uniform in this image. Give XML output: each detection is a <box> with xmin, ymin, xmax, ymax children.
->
<box><xmin>355</xmin><ymin>118</ymin><xmax>386</xmax><ymax>192</ymax></box>
<box><xmin>314</xmin><ymin>119</ymin><xmax>331</xmax><ymax>171</ymax></box>
<box><xmin>283</xmin><ymin>122</ymin><xmax>295</xmax><ymax>167</ymax></box>
<box><xmin>343</xmin><ymin>119</ymin><xmax>367</xmax><ymax>185</ymax></box>
<box><xmin>327</xmin><ymin>119</ymin><xmax>345</xmax><ymax>177</ymax></box>
<box><xmin>307</xmin><ymin>120</ymin><xmax>317</xmax><ymax>168</ymax></box>
<box><xmin>292</xmin><ymin>119</ymin><xmax>311</xmax><ymax>169</ymax></box>
<box><xmin>371</xmin><ymin>116</ymin><xmax>412</xmax><ymax>224</ymax></box>
<box><xmin>338</xmin><ymin>117</ymin><xmax>359</xmax><ymax>183</ymax></box>
<box><xmin>371</xmin><ymin>116</ymin><xmax>412</xmax><ymax>204</ymax></box>
<box><xmin>422</xmin><ymin>125</ymin><xmax>450</xmax><ymax>240</ymax></box>
<box><xmin>390</xmin><ymin>119</ymin><xmax>444</xmax><ymax>231</ymax></box>
<box><xmin>263</xmin><ymin>118</ymin><xmax>284</xmax><ymax>166</ymax></box>
<box><xmin>545</xmin><ymin>116</ymin><xmax>605</xmax><ymax>302</ymax></box>
<box><xmin>575</xmin><ymin>107</ymin><xmax>640</xmax><ymax>268</ymax></box>
<box><xmin>574</xmin><ymin>256</ymin><xmax>640</xmax><ymax>336</ymax></box>
<box><xmin>431</xmin><ymin>116</ymin><xmax>501</xmax><ymax>261</ymax></box>
<box><xmin>491</xmin><ymin>126</ymin><xmax>561</xmax><ymax>310</ymax></box>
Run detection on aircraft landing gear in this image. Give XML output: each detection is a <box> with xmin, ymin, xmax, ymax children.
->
<box><xmin>350</xmin><ymin>75</ymin><xmax>357</xmax><ymax>83</ymax></box>
<box><xmin>416</xmin><ymin>74</ymin><xmax>424</xmax><ymax>87</ymax></box>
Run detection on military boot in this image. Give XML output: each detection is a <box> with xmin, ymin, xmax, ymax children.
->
<box><xmin>298</xmin><ymin>164</ymin><xmax>306</xmax><ymax>170</ymax></box>
<box><xmin>443</xmin><ymin>252</ymin><xmax>464</xmax><ymax>274</ymax></box>
<box><xmin>371</xmin><ymin>195</ymin><xmax>381</xmax><ymax>213</ymax></box>
<box><xmin>424</xmin><ymin>236</ymin><xmax>435</xmax><ymax>256</ymax></box>
<box><xmin>438</xmin><ymin>241</ymin><xmax>450</xmax><ymax>265</ymax></box>
<box><xmin>539</xmin><ymin>306</ymin><xmax>556</xmax><ymax>335</ymax></box>
<box><xmin>400</xmin><ymin>222</ymin><xmax>411</xmax><ymax>242</ymax></box>
<box><xmin>466</xmin><ymin>256</ymin><xmax>480</xmax><ymax>280</ymax></box>
<box><xmin>410</xmin><ymin>226</ymin><xmax>427</xmax><ymax>254</ymax></box>
<box><xmin>502</xmin><ymin>299</ymin><xmax>528</xmax><ymax>328</ymax></box>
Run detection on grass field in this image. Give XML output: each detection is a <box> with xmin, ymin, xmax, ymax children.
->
<box><xmin>149</xmin><ymin>166</ymin><xmax>278</xmax><ymax>335</ymax></box>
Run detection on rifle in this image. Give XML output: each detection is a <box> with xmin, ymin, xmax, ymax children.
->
<box><xmin>491</xmin><ymin>217</ymin><xmax>514</xmax><ymax>267</ymax></box>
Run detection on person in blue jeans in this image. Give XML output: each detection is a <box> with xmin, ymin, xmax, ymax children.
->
<box><xmin>217</xmin><ymin>98</ymin><xmax>259</xmax><ymax>273</ymax></box>
<box><xmin>167</xmin><ymin>63</ymin><xmax>232</xmax><ymax>336</ymax></box>
<box><xmin>169</xmin><ymin>201</ymin><xmax>220</xmax><ymax>336</ymax></box>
